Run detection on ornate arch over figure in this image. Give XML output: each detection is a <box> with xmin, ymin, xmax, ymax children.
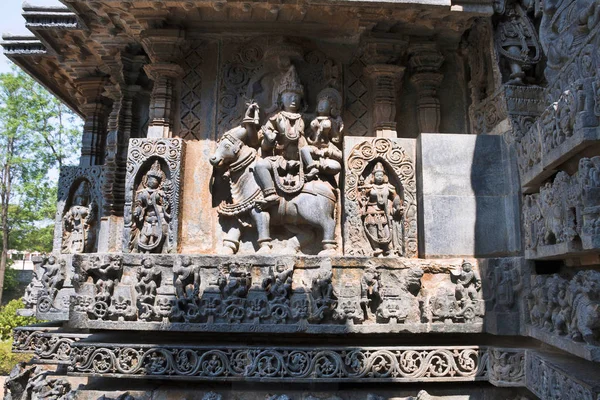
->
<box><xmin>344</xmin><ymin>138</ymin><xmax>417</xmax><ymax>257</ymax></box>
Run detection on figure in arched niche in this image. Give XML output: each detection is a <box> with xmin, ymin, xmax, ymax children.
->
<box><xmin>302</xmin><ymin>88</ymin><xmax>344</xmax><ymax>183</ymax></box>
<box><xmin>254</xmin><ymin>65</ymin><xmax>319</xmax><ymax>206</ymax></box>
<box><xmin>62</xmin><ymin>180</ymin><xmax>96</xmax><ymax>253</ymax></box>
<box><xmin>131</xmin><ymin>160</ymin><xmax>171</xmax><ymax>253</ymax></box>
<box><xmin>358</xmin><ymin>162</ymin><xmax>405</xmax><ymax>257</ymax></box>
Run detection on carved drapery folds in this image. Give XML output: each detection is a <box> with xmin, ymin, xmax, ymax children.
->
<box><xmin>344</xmin><ymin>138</ymin><xmax>417</xmax><ymax>258</ymax></box>
<box><xmin>141</xmin><ymin>29</ymin><xmax>185</xmax><ymax>138</ymax></box>
<box><xmin>409</xmin><ymin>44</ymin><xmax>444</xmax><ymax>133</ymax></box>
<box><xmin>123</xmin><ymin>138</ymin><xmax>183</xmax><ymax>253</ymax></box>
<box><xmin>523</xmin><ymin>156</ymin><xmax>600</xmax><ymax>259</ymax></box>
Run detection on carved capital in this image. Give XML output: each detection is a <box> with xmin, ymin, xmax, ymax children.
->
<box><xmin>362</xmin><ymin>35</ymin><xmax>408</xmax><ymax>65</ymax></box>
<box><xmin>409</xmin><ymin>45</ymin><xmax>444</xmax><ymax>133</ymax></box>
<box><xmin>364</xmin><ymin>64</ymin><xmax>405</xmax><ymax>133</ymax></box>
<box><xmin>140</xmin><ymin>29</ymin><xmax>186</xmax><ymax>64</ymax></box>
<box><xmin>143</xmin><ymin>62</ymin><xmax>185</xmax><ymax>81</ymax></box>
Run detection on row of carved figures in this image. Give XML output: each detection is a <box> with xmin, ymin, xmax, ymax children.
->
<box><xmin>523</xmin><ymin>156</ymin><xmax>600</xmax><ymax>251</ymax></box>
<box><xmin>23</xmin><ymin>255</ymin><xmax>484</xmax><ymax>326</ymax></box>
<box><xmin>527</xmin><ymin>270</ymin><xmax>600</xmax><ymax>345</ymax></box>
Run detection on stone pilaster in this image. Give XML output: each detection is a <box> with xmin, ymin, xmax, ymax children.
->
<box><xmin>75</xmin><ymin>76</ymin><xmax>111</xmax><ymax>166</ymax></box>
<box><xmin>364</xmin><ymin>65</ymin><xmax>405</xmax><ymax>138</ymax></box>
<box><xmin>409</xmin><ymin>44</ymin><xmax>444</xmax><ymax>133</ymax></box>
<box><xmin>141</xmin><ymin>29</ymin><xmax>185</xmax><ymax>138</ymax></box>
<box><xmin>362</xmin><ymin>35</ymin><xmax>407</xmax><ymax>138</ymax></box>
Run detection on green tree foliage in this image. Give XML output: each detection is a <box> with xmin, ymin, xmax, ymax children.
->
<box><xmin>0</xmin><ymin>299</ymin><xmax>37</xmax><ymax>341</ymax></box>
<box><xmin>0</xmin><ymin>68</ymin><xmax>82</xmax><ymax>303</ymax></box>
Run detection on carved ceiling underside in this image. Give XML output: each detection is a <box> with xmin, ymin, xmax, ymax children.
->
<box><xmin>2</xmin><ymin>0</ymin><xmax>490</xmax><ymax>117</ymax></box>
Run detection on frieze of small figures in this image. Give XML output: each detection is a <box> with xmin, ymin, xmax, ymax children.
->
<box><xmin>67</xmin><ymin>256</ymin><xmax>488</xmax><ymax>333</ymax></box>
<box><xmin>526</xmin><ymin>351</ymin><xmax>599</xmax><ymax>400</ymax></box>
<box><xmin>527</xmin><ymin>270</ymin><xmax>600</xmax><ymax>348</ymax></box>
<box><xmin>523</xmin><ymin>157</ymin><xmax>600</xmax><ymax>258</ymax></box>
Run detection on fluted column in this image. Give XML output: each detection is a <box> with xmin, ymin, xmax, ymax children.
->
<box><xmin>76</xmin><ymin>76</ymin><xmax>111</xmax><ymax>166</ymax></box>
<box><xmin>409</xmin><ymin>44</ymin><xmax>445</xmax><ymax>133</ymax></box>
<box><xmin>141</xmin><ymin>29</ymin><xmax>185</xmax><ymax>138</ymax></box>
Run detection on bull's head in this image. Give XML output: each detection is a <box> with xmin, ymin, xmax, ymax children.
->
<box><xmin>209</xmin><ymin>131</ymin><xmax>244</xmax><ymax>168</ymax></box>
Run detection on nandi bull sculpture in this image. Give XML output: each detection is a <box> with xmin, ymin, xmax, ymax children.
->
<box><xmin>210</xmin><ymin>102</ymin><xmax>338</xmax><ymax>255</ymax></box>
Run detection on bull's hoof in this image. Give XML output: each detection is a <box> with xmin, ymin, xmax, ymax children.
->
<box><xmin>257</xmin><ymin>243</ymin><xmax>272</xmax><ymax>254</ymax></box>
<box><xmin>318</xmin><ymin>248</ymin><xmax>337</xmax><ymax>256</ymax></box>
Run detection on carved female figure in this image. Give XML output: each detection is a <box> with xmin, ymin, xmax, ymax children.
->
<box><xmin>254</xmin><ymin>65</ymin><xmax>317</xmax><ymax>205</ymax></box>
<box><xmin>301</xmin><ymin>88</ymin><xmax>344</xmax><ymax>182</ymax></box>
<box><xmin>132</xmin><ymin>160</ymin><xmax>171</xmax><ymax>253</ymax></box>
<box><xmin>62</xmin><ymin>181</ymin><xmax>95</xmax><ymax>254</ymax></box>
<box><xmin>359</xmin><ymin>162</ymin><xmax>405</xmax><ymax>256</ymax></box>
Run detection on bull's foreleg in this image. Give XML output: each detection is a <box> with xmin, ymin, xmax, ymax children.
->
<box><xmin>319</xmin><ymin>215</ymin><xmax>337</xmax><ymax>256</ymax></box>
<box><xmin>222</xmin><ymin>225</ymin><xmax>241</xmax><ymax>254</ymax></box>
<box><xmin>251</xmin><ymin>208</ymin><xmax>272</xmax><ymax>253</ymax></box>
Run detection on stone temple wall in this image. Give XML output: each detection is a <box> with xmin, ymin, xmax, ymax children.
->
<box><xmin>2</xmin><ymin>0</ymin><xmax>600</xmax><ymax>399</ymax></box>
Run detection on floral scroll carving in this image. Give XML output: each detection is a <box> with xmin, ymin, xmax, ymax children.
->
<box><xmin>344</xmin><ymin>138</ymin><xmax>417</xmax><ymax>257</ymax></box>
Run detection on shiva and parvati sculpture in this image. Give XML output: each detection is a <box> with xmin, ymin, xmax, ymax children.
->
<box><xmin>210</xmin><ymin>65</ymin><xmax>391</xmax><ymax>256</ymax></box>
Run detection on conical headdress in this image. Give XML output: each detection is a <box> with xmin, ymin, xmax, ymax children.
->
<box><xmin>373</xmin><ymin>162</ymin><xmax>386</xmax><ymax>174</ymax></box>
<box><xmin>146</xmin><ymin>160</ymin><xmax>165</xmax><ymax>181</ymax></box>
<box><xmin>277</xmin><ymin>65</ymin><xmax>304</xmax><ymax>97</ymax></box>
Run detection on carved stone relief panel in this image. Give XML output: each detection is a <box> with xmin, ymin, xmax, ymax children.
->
<box><xmin>25</xmin><ymin>255</ymin><xmax>76</xmax><ymax>321</ymax></box>
<box><xmin>526</xmin><ymin>351</ymin><xmax>600</xmax><ymax>400</ymax></box>
<box><xmin>523</xmin><ymin>157</ymin><xmax>600</xmax><ymax>260</ymax></box>
<box><xmin>487</xmin><ymin>348</ymin><xmax>525</xmax><ymax>387</ymax></box>
<box><xmin>123</xmin><ymin>138</ymin><xmax>184</xmax><ymax>254</ymax></box>
<box><xmin>53</xmin><ymin>166</ymin><xmax>103</xmax><ymax>254</ymax></box>
<box><xmin>343</xmin><ymin>137</ymin><xmax>417</xmax><ymax>257</ymax></box>
<box><xmin>67</xmin><ymin>255</ymin><xmax>486</xmax><ymax>334</ymax></box>
<box><xmin>211</xmin><ymin>44</ymin><xmax>344</xmax><ymax>255</ymax></box>
<box><xmin>526</xmin><ymin>270</ymin><xmax>600</xmax><ymax>362</ymax></box>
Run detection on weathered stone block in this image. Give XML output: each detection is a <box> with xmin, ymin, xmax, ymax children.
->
<box><xmin>417</xmin><ymin>134</ymin><xmax>520</xmax><ymax>257</ymax></box>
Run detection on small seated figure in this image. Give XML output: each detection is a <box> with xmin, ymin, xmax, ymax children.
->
<box><xmin>454</xmin><ymin>260</ymin><xmax>481</xmax><ymax>304</ymax></box>
<box><xmin>301</xmin><ymin>88</ymin><xmax>344</xmax><ymax>182</ymax></box>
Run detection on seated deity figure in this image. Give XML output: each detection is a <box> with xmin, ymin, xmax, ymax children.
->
<box><xmin>62</xmin><ymin>181</ymin><xmax>95</xmax><ymax>253</ymax></box>
<box><xmin>301</xmin><ymin>88</ymin><xmax>344</xmax><ymax>182</ymax></box>
<box><xmin>132</xmin><ymin>160</ymin><xmax>171</xmax><ymax>253</ymax></box>
<box><xmin>254</xmin><ymin>65</ymin><xmax>318</xmax><ymax>206</ymax></box>
<box><xmin>358</xmin><ymin>162</ymin><xmax>405</xmax><ymax>257</ymax></box>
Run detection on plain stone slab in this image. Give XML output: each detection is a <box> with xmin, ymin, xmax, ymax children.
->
<box><xmin>417</xmin><ymin>133</ymin><xmax>520</xmax><ymax>258</ymax></box>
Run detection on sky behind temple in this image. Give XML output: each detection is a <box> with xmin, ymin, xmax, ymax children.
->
<box><xmin>1</xmin><ymin>0</ymin><xmax>63</xmax><ymax>73</ymax></box>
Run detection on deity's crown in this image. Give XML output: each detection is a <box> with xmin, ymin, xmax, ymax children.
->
<box><xmin>146</xmin><ymin>160</ymin><xmax>165</xmax><ymax>181</ymax></box>
<box><xmin>373</xmin><ymin>162</ymin><xmax>386</xmax><ymax>174</ymax></box>
<box><xmin>277</xmin><ymin>65</ymin><xmax>304</xmax><ymax>97</ymax></box>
